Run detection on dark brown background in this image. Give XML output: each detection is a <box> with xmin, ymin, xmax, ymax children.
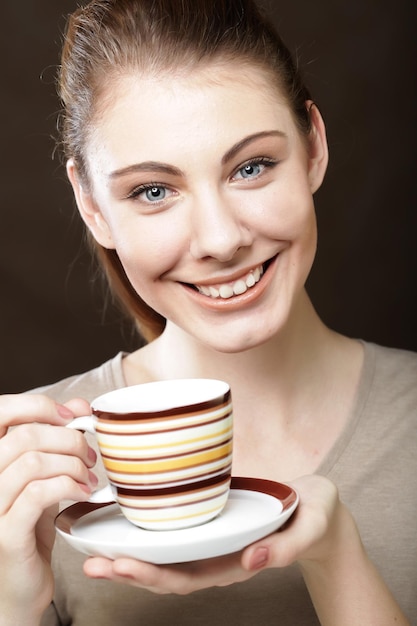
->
<box><xmin>1</xmin><ymin>0</ymin><xmax>416</xmax><ymax>394</ymax></box>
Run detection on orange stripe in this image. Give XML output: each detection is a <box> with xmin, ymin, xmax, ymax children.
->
<box><xmin>107</xmin><ymin>463</ymin><xmax>232</xmax><ymax>485</ymax></box>
<box><xmin>103</xmin><ymin>442</ymin><xmax>232</xmax><ymax>473</ymax></box>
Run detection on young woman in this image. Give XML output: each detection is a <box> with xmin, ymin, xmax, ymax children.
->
<box><xmin>0</xmin><ymin>1</ymin><xmax>415</xmax><ymax>624</ymax></box>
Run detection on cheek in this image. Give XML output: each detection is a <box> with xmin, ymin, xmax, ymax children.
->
<box><xmin>258</xmin><ymin>178</ymin><xmax>316</xmax><ymax>242</ymax></box>
<box><xmin>289</xmin><ymin>195</ymin><xmax>318</xmax><ymax>277</ymax></box>
<box><xmin>289</xmin><ymin>197</ymin><xmax>317</xmax><ymax>262</ymax></box>
<box><xmin>109</xmin><ymin>218</ymin><xmax>186</xmax><ymax>284</ymax></box>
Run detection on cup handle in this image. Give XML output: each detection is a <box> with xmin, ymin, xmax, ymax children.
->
<box><xmin>66</xmin><ymin>415</ymin><xmax>117</xmax><ymax>504</ymax></box>
<box><xmin>65</xmin><ymin>414</ymin><xmax>95</xmax><ymax>434</ymax></box>
<box><xmin>86</xmin><ymin>484</ymin><xmax>117</xmax><ymax>503</ymax></box>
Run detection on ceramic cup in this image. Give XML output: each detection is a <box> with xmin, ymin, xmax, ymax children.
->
<box><xmin>67</xmin><ymin>379</ymin><xmax>233</xmax><ymax>531</ymax></box>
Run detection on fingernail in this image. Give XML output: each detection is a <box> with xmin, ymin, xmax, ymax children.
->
<box><xmin>120</xmin><ymin>573</ymin><xmax>136</xmax><ymax>580</ymax></box>
<box><xmin>250</xmin><ymin>547</ymin><xmax>269</xmax><ymax>571</ymax></box>
<box><xmin>57</xmin><ymin>404</ymin><xmax>74</xmax><ymax>421</ymax></box>
<box><xmin>89</xmin><ymin>471</ymin><xmax>99</xmax><ymax>487</ymax></box>
<box><xmin>87</xmin><ymin>446</ymin><xmax>98</xmax><ymax>465</ymax></box>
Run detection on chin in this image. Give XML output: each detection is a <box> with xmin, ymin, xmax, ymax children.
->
<box><xmin>201</xmin><ymin>324</ymin><xmax>275</xmax><ymax>354</ymax></box>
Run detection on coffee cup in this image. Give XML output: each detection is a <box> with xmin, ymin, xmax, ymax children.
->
<box><xmin>67</xmin><ymin>378</ymin><xmax>233</xmax><ymax>531</ymax></box>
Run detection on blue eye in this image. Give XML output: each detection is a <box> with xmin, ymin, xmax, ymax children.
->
<box><xmin>127</xmin><ymin>183</ymin><xmax>170</xmax><ymax>203</ymax></box>
<box><xmin>233</xmin><ymin>158</ymin><xmax>277</xmax><ymax>182</ymax></box>
<box><xmin>239</xmin><ymin>163</ymin><xmax>262</xmax><ymax>179</ymax></box>
<box><xmin>145</xmin><ymin>186</ymin><xmax>166</xmax><ymax>201</ymax></box>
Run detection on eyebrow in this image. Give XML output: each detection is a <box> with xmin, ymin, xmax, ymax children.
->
<box><xmin>109</xmin><ymin>161</ymin><xmax>183</xmax><ymax>179</ymax></box>
<box><xmin>108</xmin><ymin>130</ymin><xmax>287</xmax><ymax>180</ymax></box>
<box><xmin>221</xmin><ymin>130</ymin><xmax>287</xmax><ymax>165</ymax></box>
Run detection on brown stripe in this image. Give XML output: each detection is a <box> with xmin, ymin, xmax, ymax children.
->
<box><xmin>120</xmin><ymin>488</ymin><xmax>228</xmax><ymax>512</ymax></box>
<box><xmin>116</xmin><ymin>472</ymin><xmax>231</xmax><ymax>497</ymax></box>
<box><xmin>95</xmin><ymin>410</ymin><xmax>232</xmax><ymax>435</ymax></box>
<box><xmin>55</xmin><ymin>501</ymin><xmax>113</xmax><ymax>535</ymax></box>
<box><xmin>93</xmin><ymin>392</ymin><xmax>231</xmax><ymax>422</ymax></box>
<box><xmin>230</xmin><ymin>477</ymin><xmax>298</xmax><ymax>511</ymax></box>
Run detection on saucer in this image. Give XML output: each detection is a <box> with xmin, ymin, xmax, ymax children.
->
<box><xmin>55</xmin><ymin>477</ymin><xmax>298</xmax><ymax>564</ymax></box>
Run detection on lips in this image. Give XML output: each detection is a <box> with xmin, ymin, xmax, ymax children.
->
<box><xmin>179</xmin><ymin>255</ymin><xmax>277</xmax><ymax>311</ymax></box>
<box><xmin>191</xmin><ymin>255</ymin><xmax>278</xmax><ymax>301</ymax></box>
<box><xmin>195</xmin><ymin>264</ymin><xmax>264</xmax><ymax>299</ymax></box>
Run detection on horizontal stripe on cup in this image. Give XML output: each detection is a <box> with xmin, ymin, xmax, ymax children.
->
<box><xmin>121</xmin><ymin>496</ymin><xmax>227</xmax><ymax>525</ymax></box>
<box><xmin>101</xmin><ymin>441</ymin><xmax>232</xmax><ymax>474</ymax></box>
<box><xmin>100</xmin><ymin>436</ymin><xmax>232</xmax><ymax>463</ymax></box>
<box><xmin>115</xmin><ymin>471</ymin><xmax>231</xmax><ymax>497</ymax></box>
<box><xmin>106</xmin><ymin>459</ymin><xmax>232</xmax><ymax>486</ymax></box>
<box><xmin>93</xmin><ymin>390</ymin><xmax>231</xmax><ymax>421</ymax></box>
<box><xmin>117</xmin><ymin>483</ymin><xmax>230</xmax><ymax>510</ymax></box>
<box><xmin>96</xmin><ymin>421</ymin><xmax>232</xmax><ymax>456</ymax></box>
<box><xmin>95</xmin><ymin>403</ymin><xmax>232</xmax><ymax>433</ymax></box>
<box><xmin>99</xmin><ymin>434</ymin><xmax>232</xmax><ymax>464</ymax></box>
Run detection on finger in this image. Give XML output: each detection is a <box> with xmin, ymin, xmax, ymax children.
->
<box><xmin>241</xmin><ymin>508</ymin><xmax>325</xmax><ymax>571</ymax></box>
<box><xmin>0</xmin><ymin>450</ymin><xmax>98</xmax><ymax>515</ymax></box>
<box><xmin>84</xmin><ymin>557</ymin><xmax>192</xmax><ymax>594</ymax></box>
<box><xmin>4</xmin><ymin>476</ymin><xmax>93</xmax><ymax>543</ymax></box>
<box><xmin>0</xmin><ymin>423</ymin><xmax>97</xmax><ymax>473</ymax></box>
<box><xmin>0</xmin><ymin>394</ymin><xmax>75</xmax><ymax>435</ymax></box>
<box><xmin>85</xmin><ymin>552</ymin><xmax>251</xmax><ymax>595</ymax></box>
<box><xmin>62</xmin><ymin>397</ymin><xmax>91</xmax><ymax>417</ymax></box>
<box><xmin>241</xmin><ymin>477</ymin><xmax>339</xmax><ymax>571</ymax></box>
<box><xmin>241</xmin><ymin>512</ymin><xmax>307</xmax><ymax>572</ymax></box>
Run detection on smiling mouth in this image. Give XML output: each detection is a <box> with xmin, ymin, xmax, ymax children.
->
<box><xmin>189</xmin><ymin>259</ymin><xmax>274</xmax><ymax>300</ymax></box>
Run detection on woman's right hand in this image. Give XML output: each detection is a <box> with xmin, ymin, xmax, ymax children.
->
<box><xmin>0</xmin><ymin>393</ymin><xmax>97</xmax><ymax>625</ymax></box>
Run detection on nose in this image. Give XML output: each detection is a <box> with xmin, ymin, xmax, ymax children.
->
<box><xmin>189</xmin><ymin>189</ymin><xmax>253</xmax><ymax>261</ymax></box>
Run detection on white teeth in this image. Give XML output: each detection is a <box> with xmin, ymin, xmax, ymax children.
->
<box><xmin>219</xmin><ymin>285</ymin><xmax>234</xmax><ymax>299</ymax></box>
<box><xmin>233</xmin><ymin>279</ymin><xmax>247</xmax><ymax>296</ymax></box>
<box><xmin>246</xmin><ymin>273</ymin><xmax>255</xmax><ymax>288</ymax></box>
<box><xmin>196</xmin><ymin>264</ymin><xmax>264</xmax><ymax>299</ymax></box>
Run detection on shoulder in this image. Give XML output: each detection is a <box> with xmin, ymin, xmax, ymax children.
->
<box><xmin>28</xmin><ymin>352</ymin><xmax>127</xmax><ymax>404</ymax></box>
<box><xmin>369</xmin><ymin>340</ymin><xmax>417</xmax><ymax>366</ymax></box>
<box><xmin>360</xmin><ymin>341</ymin><xmax>417</xmax><ymax>424</ymax></box>
<box><xmin>366</xmin><ymin>341</ymin><xmax>417</xmax><ymax>392</ymax></box>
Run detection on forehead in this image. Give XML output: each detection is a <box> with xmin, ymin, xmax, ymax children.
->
<box><xmin>87</xmin><ymin>63</ymin><xmax>298</xmax><ymax>170</ymax></box>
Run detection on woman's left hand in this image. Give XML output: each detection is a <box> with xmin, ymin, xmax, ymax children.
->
<box><xmin>82</xmin><ymin>474</ymin><xmax>342</xmax><ymax>593</ymax></box>
<box><xmin>83</xmin><ymin>474</ymin><xmax>410</xmax><ymax>625</ymax></box>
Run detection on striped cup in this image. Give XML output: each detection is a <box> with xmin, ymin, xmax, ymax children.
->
<box><xmin>71</xmin><ymin>379</ymin><xmax>233</xmax><ymax>530</ymax></box>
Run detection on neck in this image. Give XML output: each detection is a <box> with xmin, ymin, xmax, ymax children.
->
<box><xmin>126</xmin><ymin>290</ymin><xmax>363</xmax><ymax>479</ymax></box>
<box><xmin>145</xmin><ymin>291</ymin><xmax>337</xmax><ymax>401</ymax></box>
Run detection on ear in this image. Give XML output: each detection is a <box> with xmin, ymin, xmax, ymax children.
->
<box><xmin>66</xmin><ymin>159</ymin><xmax>116</xmax><ymax>249</ymax></box>
<box><xmin>305</xmin><ymin>101</ymin><xmax>329</xmax><ymax>193</ymax></box>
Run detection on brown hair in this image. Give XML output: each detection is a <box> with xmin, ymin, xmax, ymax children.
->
<box><xmin>58</xmin><ymin>0</ymin><xmax>312</xmax><ymax>342</ymax></box>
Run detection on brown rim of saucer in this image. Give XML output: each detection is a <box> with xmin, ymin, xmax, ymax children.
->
<box><xmin>55</xmin><ymin>476</ymin><xmax>298</xmax><ymax>535</ymax></box>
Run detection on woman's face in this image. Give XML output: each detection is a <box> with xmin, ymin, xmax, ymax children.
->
<box><xmin>70</xmin><ymin>64</ymin><xmax>328</xmax><ymax>352</ymax></box>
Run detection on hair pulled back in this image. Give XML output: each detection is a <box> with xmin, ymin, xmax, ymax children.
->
<box><xmin>58</xmin><ymin>0</ymin><xmax>312</xmax><ymax>342</ymax></box>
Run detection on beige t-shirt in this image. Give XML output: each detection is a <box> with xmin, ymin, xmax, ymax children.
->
<box><xmin>39</xmin><ymin>342</ymin><xmax>417</xmax><ymax>625</ymax></box>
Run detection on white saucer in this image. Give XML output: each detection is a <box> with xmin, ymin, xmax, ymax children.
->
<box><xmin>55</xmin><ymin>477</ymin><xmax>298</xmax><ymax>564</ymax></box>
